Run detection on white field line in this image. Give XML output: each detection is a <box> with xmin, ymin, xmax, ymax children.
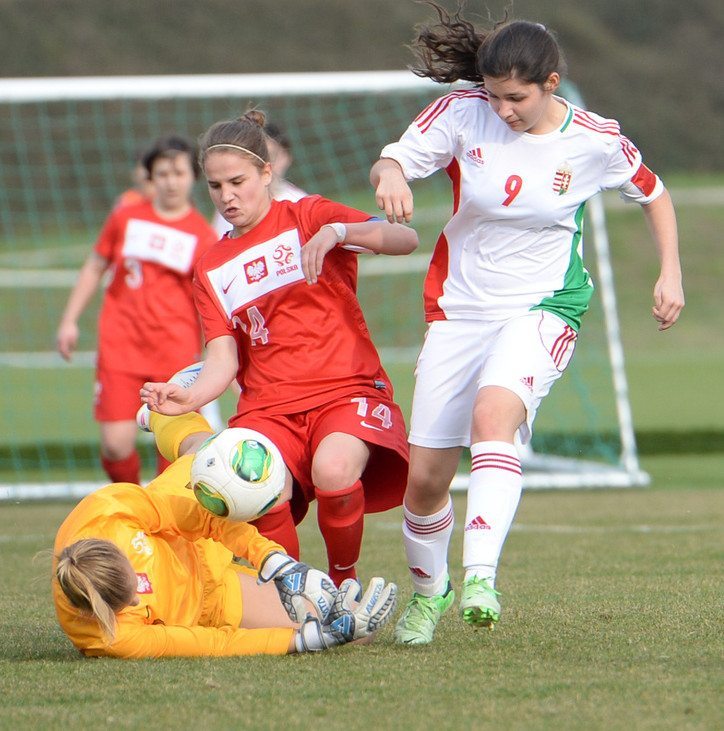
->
<box><xmin>0</xmin><ymin>533</ymin><xmax>54</xmax><ymax>544</ymax></box>
<box><xmin>369</xmin><ymin>520</ymin><xmax>721</xmax><ymax>534</ymax></box>
<box><xmin>0</xmin><ymin>348</ymin><xmax>419</xmax><ymax>368</ymax></box>
<box><xmin>0</xmin><ymin>243</ymin><xmax>89</xmax><ymax>268</ymax></box>
<box><xmin>0</xmin><ymin>524</ymin><xmax>718</xmax><ymax>543</ymax></box>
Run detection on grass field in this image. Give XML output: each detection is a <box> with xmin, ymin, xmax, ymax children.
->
<box><xmin>1</xmin><ymin>474</ymin><xmax>721</xmax><ymax>730</ymax></box>
<box><xmin>0</xmin><ymin>172</ymin><xmax>722</xmax><ymax>728</ymax></box>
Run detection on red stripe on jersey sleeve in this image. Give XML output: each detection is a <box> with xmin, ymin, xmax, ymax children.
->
<box><xmin>573</xmin><ymin>109</ymin><xmax>620</xmax><ymax>134</ymax></box>
<box><xmin>630</xmin><ymin>163</ymin><xmax>658</xmax><ymax>197</ymax></box>
<box><xmin>415</xmin><ymin>89</ymin><xmax>488</xmax><ymax>134</ymax></box>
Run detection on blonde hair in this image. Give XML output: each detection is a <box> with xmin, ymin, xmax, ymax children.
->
<box><xmin>198</xmin><ymin>109</ymin><xmax>270</xmax><ymax>169</ymax></box>
<box><xmin>55</xmin><ymin>539</ymin><xmax>136</xmax><ymax>643</ymax></box>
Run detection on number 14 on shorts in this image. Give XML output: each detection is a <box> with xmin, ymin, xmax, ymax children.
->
<box><xmin>351</xmin><ymin>397</ymin><xmax>392</xmax><ymax>431</ymax></box>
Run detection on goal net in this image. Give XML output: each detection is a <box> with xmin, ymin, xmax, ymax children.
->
<box><xmin>0</xmin><ymin>71</ymin><xmax>648</xmax><ymax>501</ymax></box>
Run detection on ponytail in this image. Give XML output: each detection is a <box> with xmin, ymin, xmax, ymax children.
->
<box><xmin>409</xmin><ymin>1</ymin><xmax>486</xmax><ymax>84</ymax></box>
<box><xmin>56</xmin><ymin>539</ymin><xmax>136</xmax><ymax>644</ymax></box>
<box><xmin>409</xmin><ymin>2</ymin><xmax>566</xmax><ymax>86</ymax></box>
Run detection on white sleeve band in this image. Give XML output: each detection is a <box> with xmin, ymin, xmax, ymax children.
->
<box><xmin>323</xmin><ymin>222</ymin><xmax>347</xmax><ymax>244</ymax></box>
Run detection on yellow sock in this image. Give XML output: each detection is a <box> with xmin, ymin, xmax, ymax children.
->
<box><xmin>149</xmin><ymin>412</ymin><xmax>213</xmax><ymax>462</ymax></box>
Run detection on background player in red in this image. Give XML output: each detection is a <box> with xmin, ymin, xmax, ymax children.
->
<box><xmin>56</xmin><ymin>135</ymin><xmax>219</xmax><ymax>485</ymax></box>
<box><xmin>141</xmin><ymin>110</ymin><xmax>418</xmax><ymax>585</ymax></box>
<box><xmin>113</xmin><ymin>152</ymin><xmax>155</xmax><ymax>211</ymax></box>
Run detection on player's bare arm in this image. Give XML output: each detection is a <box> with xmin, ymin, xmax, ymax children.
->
<box><xmin>56</xmin><ymin>252</ymin><xmax>109</xmax><ymax>360</ymax></box>
<box><xmin>370</xmin><ymin>158</ymin><xmax>414</xmax><ymax>224</ymax></box>
<box><xmin>641</xmin><ymin>191</ymin><xmax>685</xmax><ymax>330</ymax></box>
<box><xmin>141</xmin><ymin>336</ymin><xmax>238</xmax><ymax>414</ymax></box>
<box><xmin>301</xmin><ymin>219</ymin><xmax>418</xmax><ymax>284</ymax></box>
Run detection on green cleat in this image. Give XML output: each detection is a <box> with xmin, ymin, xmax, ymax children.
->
<box><xmin>394</xmin><ymin>580</ymin><xmax>455</xmax><ymax>645</ymax></box>
<box><xmin>459</xmin><ymin>577</ymin><xmax>501</xmax><ymax>629</ymax></box>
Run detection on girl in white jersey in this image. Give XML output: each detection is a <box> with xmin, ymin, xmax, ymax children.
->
<box><xmin>370</xmin><ymin>4</ymin><xmax>684</xmax><ymax>645</ymax></box>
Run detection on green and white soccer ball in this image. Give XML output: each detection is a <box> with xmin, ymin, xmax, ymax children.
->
<box><xmin>190</xmin><ymin>428</ymin><xmax>285</xmax><ymax>522</ymax></box>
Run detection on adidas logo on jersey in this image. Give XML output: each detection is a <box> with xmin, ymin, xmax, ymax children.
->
<box><xmin>465</xmin><ymin>515</ymin><xmax>491</xmax><ymax>531</ymax></box>
<box><xmin>520</xmin><ymin>375</ymin><xmax>535</xmax><ymax>391</ymax></box>
<box><xmin>465</xmin><ymin>147</ymin><xmax>485</xmax><ymax>165</ymax></box>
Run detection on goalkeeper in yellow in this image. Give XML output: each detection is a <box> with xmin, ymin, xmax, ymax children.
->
<box><xmin>52</xmin><ymin>409</ymin><xmax>397</xmax><ymax>658</ymax></box>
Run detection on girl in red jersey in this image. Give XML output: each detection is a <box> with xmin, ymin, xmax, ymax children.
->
<box><xmin>56</xmin><ymin>135</ymin><xmax>219</xmax><ymax>485</ymax></box>
<box><xmin>141</xmin><ymin>110</ymin><xmax>418</xmax><ymax>585</ymax></box>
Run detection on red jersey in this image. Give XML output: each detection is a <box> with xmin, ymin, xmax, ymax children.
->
<box><xmin>95</xmin><ymin>200</ymin><xmax>218</xmax><ymax>376</ymax></box>
<box><xmin>194</xmin><ymin>196</ymin><xmax>390</xmax><ymax>416</ymax></box>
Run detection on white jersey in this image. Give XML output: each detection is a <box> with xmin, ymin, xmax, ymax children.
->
<box><xmin>380</xmin><ymin>88</ymin><xmax>663</xmax><ymax>330</ymax></box>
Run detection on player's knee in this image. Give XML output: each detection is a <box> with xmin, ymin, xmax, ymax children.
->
<box><xmin>472</xmin><ymin>397</ymin><xmax>523</xmax><ymax>442</ymax></box>
<box><xmin>311</xmin><ymin>455</ymin><xmax>361</xmax><ymax>492</ymax></box>
<box><xmin>100</xmin><ymin>443</ymin><xmax>136</xmax><ymax>462</ymax></box>
<box><xmin>406</xmin><ymin>466</ymin><xmax>450</xmax><ymax>503</ymax></box>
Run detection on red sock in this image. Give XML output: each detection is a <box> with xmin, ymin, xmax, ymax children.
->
<box><xmin>156</xmin><ymin>451</ymin><xmax>171</xmax><ymax>476</ymax></box>
<box><xmin>251</xmin><ymin>502</ymin><xmax>300</xmax><ymax>559</ymax></box>
<box><xmin>101</xmin><ymin>451</ymin><xmax>141</xmax><ymax>484</ymax></box>
<box><xmin>315</xmin><ymin>480</ymin><xmax>365</xmax><ymax>585</ymax></box>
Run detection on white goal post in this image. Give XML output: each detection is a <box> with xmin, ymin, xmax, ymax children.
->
<box><xmin>0</xmin><ymin>71</ymin><xmax>648</xmax><ymax>501</ymax></box>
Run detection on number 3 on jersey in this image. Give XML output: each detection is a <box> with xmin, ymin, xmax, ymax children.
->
<box><xmin>232</xmin><ymin>305</ymin><xmax>269</xmax><ymax>345</ymax></box>
<box><xmin>502</xmin><ymin>174</ymin><xmax>523</xmax><ymax>207</ymax></box>
<box><xmin>351</xmin><ymin>397</ymin><xmax>392</xmax><ymax>432</ymax></box>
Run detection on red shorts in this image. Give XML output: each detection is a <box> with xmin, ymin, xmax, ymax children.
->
<box><xmin>229</xmin><ymin>389</ymin><xmax>409</xmax><ymax>524</ymax></box>
<box><xmin>94</xmin><ymin>367</ymin><xmax>176</xmax><ymax>422</ymax></box>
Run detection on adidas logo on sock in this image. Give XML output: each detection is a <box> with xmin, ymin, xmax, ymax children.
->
<box><xmin>409</xmin><ymin>566</ymin><xmax>432</xmax><ymax>578</ymax></box>
<box><xmin>465</xmin><ymin>515</ymin><xmax>491</xmax><ymax>531</ymax></box>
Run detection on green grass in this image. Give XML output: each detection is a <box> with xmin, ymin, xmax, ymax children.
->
<box><xmin>1</xmin><ymin>478</ymin><xmax>721</xmax><ymax>730</ymax></box>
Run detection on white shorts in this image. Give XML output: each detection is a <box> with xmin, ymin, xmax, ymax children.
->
<box><xmin>409</xmin><ymin>311</ymin><xmax>577</xmax><ymax>448</ymax></box>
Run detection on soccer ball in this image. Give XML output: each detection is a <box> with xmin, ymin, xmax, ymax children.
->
<box><xmin>190</xmin><ymin>428</ymin><xmax>285</xmax><ymax>522</ymax></box>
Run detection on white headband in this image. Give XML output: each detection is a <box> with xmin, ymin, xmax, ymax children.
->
<box><xmin>205</xmin><ymin>144</ymin><xmax>267</xmax><ymax>165</ymax></box>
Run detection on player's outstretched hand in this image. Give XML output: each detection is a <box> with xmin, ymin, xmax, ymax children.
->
<box><xmin>140</xmin><ymin>382</ymin><xmax>194</xmax><ymax>415</ymax></box>
<box><xmin>326</xmin><ymin>577</ymin><xmax>398</xmax><ymax>641</ymax></box>
<box><xmin>258</xmin><ymin>551</ymin><xmax>336</xmax><ymax>622</ymax></box>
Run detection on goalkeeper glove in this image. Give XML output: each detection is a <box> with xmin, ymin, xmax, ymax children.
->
<box><xmin>326</xmin><ymin>577</ymin><xmax>398</xmax><ymax>640</ymax></box>
<box><xmin>258</xmin><ymin>551</ymin><xmax>336</xmax><ymax>622</ymax></box>
<box><xmin>293</xmin><ymin>577</ymin><xmax>398</xmax><ymax>652</ymax></box>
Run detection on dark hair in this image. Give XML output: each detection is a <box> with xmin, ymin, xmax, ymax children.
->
<box><xmin>142</xmin><ymin>134</ymin><xmax>200</xmax><ymax>179</ymax></box>
<box><xmin>410</xmin><ymin>2</ymin><xmax>566</xmax><ymax>86</ymax></box>
<box><xmin>264</xmin><ymin>122</ymin><xmax>292</xmax><ymax>153</ymax></box>
<box><xmin>198</xmin><ymin>110</ymin><xmax>270</xmax><ymax>169</ymax></box>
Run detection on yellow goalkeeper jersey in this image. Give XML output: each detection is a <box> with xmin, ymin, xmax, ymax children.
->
<box><xmin>52</xmin><ymin>456</ymin><xmax>294</xmax><ymax>658</ymax></box>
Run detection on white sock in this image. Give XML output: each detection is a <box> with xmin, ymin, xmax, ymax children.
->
<box><xmin>402</xmin><ymin>498</ymin><xmax>454</xmax><ymax>597</ymax></box>
<box><xmin>463</xmin><ymin>441</ymin><xmax>522</xmax><ymax>586</ymax></box>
